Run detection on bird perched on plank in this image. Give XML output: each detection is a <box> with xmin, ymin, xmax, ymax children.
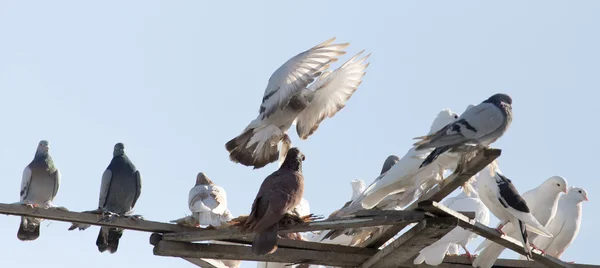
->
<box><xmin>226</xmin><ymin>37</ymin><xmax>370</xmax><ymax>169</ymax></box>
<box><xmin>96</xmin><ymin>142</ymin><xmax>143</xmax><ymax>254</ymax></box>
<box><xmin>245</xmin><ymin>147</ymin><xmax>306</xmax><ymax>255</ymax></box>
<box><xmin>473</xmin><ymin>162</ymin><xmax>558</xmax><ymax>268</ymax></box>
<box><xmin>187</xmin><ymin>172</ymin><xmax>232</xmax><ymax>227</ymax></box>
<box><xmin>18</xmin><ymin>140</ymin><xmax>61</xmax><ymax>241</ymax></box>
<box><xmin>414</xmin><ymin>173</ymin><xmax>490</xmax><ymax>266</ymax></box>
<box><xmin>414</xmin><ymin>93</ymin><xmax>513</xmax><ymax>168</ymax></box>
<box><xmin>527</xmin><ymin>187</ymin><xmax>588</xmax><ymax>259</ymax></box>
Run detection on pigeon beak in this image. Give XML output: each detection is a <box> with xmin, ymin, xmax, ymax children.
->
<box><xmin>563</xmin><ymin>188</ymin><xmax>568</xmax><ymax>194</ymax></box>
<box><xmin>584</xmin><ymin>195</ymin><xmax>589</xmax><ymax>201</ymax></box>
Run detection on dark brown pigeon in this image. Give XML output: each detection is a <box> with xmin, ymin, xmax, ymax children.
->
<box><xmin>245</xmin><ymin>147</ymin><xmax>306</xmax><ymax>255</ymax></box>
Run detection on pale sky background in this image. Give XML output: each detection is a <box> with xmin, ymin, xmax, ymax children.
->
<box><xmin>0</xmin><ymin>1</ymin><xmax>598</xmax><ymax>267</ymax></box>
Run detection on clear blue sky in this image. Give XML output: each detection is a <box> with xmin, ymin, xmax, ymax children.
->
<box><xmin>0</xmin><ymin>1</ymin><xmax>598</xmax><ymax>267</ymax></box>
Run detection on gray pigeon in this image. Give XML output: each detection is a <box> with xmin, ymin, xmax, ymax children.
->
<box><xmin>18</xmin><ymin>140</ymin><xmax>61</xmax><ymax>241</ymax></box>
<box><xmin>96</xmin><ymin>143</ymin><xmax>142</xmax><ymax>253</ymax></box>
<box><xmin>414</xmin><ymin>93</ymin><xmax>512</xmax><ymax>168</ymax></box>
<box><xmin>245</xmin><ymin>147</ymin><xmax>305</xmax><ymax>255</ymax></box>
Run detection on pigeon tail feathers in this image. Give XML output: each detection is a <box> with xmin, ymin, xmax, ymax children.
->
<box><xmin>225</xmin><ymin>124</ymin><xmax>284</xmax><ymax>169</ymax></box>
<box><xmin>252</xmin><ymin>224</ymin><xmax>278</xmax><ymax>255</ymax></box>
<box><xmin>419</xmin><ymin>146</ymin><xmax>451</xmax><ymax>168</ymax></box>
<box><xmin>413</xmin><ymin>242</ymin><xmax>451</xmax><ymax>266</ymax></box>
<box><xmin>17</xmin><ymin>217</ymin><xmax>40</xmax><ymax>241</ymax></box>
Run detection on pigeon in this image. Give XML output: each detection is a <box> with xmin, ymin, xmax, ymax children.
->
<box><xmin>18</xmin><ymin>140</ymin><xmax>61</xmax><ymax>241</ymax></box>
<box><xmin>226</xmin><ymin>37</ymin><xmax>370</xmax><ymax>169</ymax></box>
<box><xmin>96</xmin><ymin>143</ymin><xmax>142</xmax><ymax>254</ymax></box>
<box><xmin>413</xmin><ymin>174</ymin><xmax>490</xmax><ymax>266</ymax></box>
<box><xmin>414</xmin><ymin>93</ymin><xmax>513</xmax><ymax>168</ymax></box>
<box><xmin>359</xmin><ymin>108</ymin><xmax>461</xmax><ymax>209</ymax></box>
<box><xmin>188</xmin><ymin>172</ymin><xmax>233</xmax><ymax>227</ymax></box>
<box><xmin>245</xmin><ymin>147</ymin><xmax>305</xmax><ymax>255</ymax></box>
<box><xmin>473</xmin><ymin>163</ymin><xmax>560</xmax><ymax>268</ymax></box>
<box><xmin>527</xmin><ymin>187</ymin><xmax>588</xmax><ymax>259</ymax></box>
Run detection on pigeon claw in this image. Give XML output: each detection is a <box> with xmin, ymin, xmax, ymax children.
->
<box><xmin>530</xmin><ymin>244</ymin><xmax>546</xmax><ymax>255</ymax></box>
<box><xmin>495</xmin><ymin>224</ymin><xmax>506</xmax><ymax>236</ymax></box>
<box><xmin>124</xmin><ymin>214</ymin><xmax>144</xmax><ymax>221</ymax></box>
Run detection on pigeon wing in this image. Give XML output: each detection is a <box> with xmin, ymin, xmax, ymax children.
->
<box><xmin>20</xmin><ymin>166</ymin><xmax>32</xmax><ymax>201</ymax></box>
<box><xmin>98</xmin><ymin>169</ymin><xmax>112</xmax><ymax>208</ymax></box>
<box><xmin>295</xmin><ymin>51</ymin><xmax>369</xmax><ymax>139</ymax></box>
<box><xmin>259</xmin><ymin>38</ymin><xmax>349</xmax><ymax>119</ymax></box>
<box><xmin>132</xmin><ymin>170</ymin><xmax>142</xmax><ymax>208</ymax></box>
<box><xmin>51</xmin><ymin>169</ymin><xmax>61</xmax><ymax>201</ymax></box>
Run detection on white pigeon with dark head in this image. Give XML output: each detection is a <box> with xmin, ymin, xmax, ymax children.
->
<box><xmin>96</xmin><ymin>142</ymin><xmax>142</xmax><ymax>254</ymax></box>
<box><xmin>18</xmin><ymin>140</ymin><xmax>61</xmax><ymax>241</ymax></box>
<box><xmin>473</xmin><ymin>163</ymin><xmax>561</xmax><ymax>268</ymax></box>
<box><xmin>226</xmin><ymin>37</ymin><xmax>370</xmax><ymax>169</ymax></box>
<box><xmin>358</xmin><ymin>109</ymin><xmax>461</xmax><ymax>210</ymax></box>
<box><xmin>527</xmin><ymin>187</ymin><xmax>588</xmax><ymax>259</ymax></box>
<box><xmin>414</xmin><ymin>93</ymin><xmax>513</xmax><ymax>168</ymax></box>
<box><xmin>188</xmin><ymin>172</ymin><xmax>232</xmax><ymax>227</ymax></box>
<box><xmin>414</xmin><ymin>175</ymin><xmax>490</xmax><ymax>266</ymax></box>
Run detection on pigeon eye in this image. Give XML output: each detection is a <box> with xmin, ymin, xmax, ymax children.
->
<box><xmin>453</xmin><ymin>115</ymin><xmax>458</xmax><ymax>119</ymax></box>
<box><xmin>579</xmin><ymin>190</ymin><xmax>582</xmax><ymax>193</ymax></box>
<box><xmin>556</xmin><ymin>183</ymin><xmax>560</xmax><ymax>187</ymax></box>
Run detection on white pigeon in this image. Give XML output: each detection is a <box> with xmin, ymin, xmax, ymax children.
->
<box><xmin>188</xmin><ymin>172</ymin><xmax>232</xmax><ymax>227</ymax></box>
<box><xmin>359</xmin><ymin>108</ymin><xmax>461</xmax><ymax>209</ymax></box>
<box><xmin>526</xmin><ymin>187</ymin><xmax>588</xmax><ymax>259</ymax></box>
<box><xmin>413</xmin><ymin>174</ymin><xmax>490</xmax><ymax>266</ymax></box>
<box><xmin>473</xmin><ymin>164</ymin><xmax>563</xmax><ymax>268</ymax></box>
<box><xmin>226</xmin><ymin>37</ymin><xmax>370</xmax><ymax>169</ymax></box>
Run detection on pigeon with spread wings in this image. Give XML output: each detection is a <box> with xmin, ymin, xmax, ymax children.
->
<box><xmin>414</xmin><ymin>93</ymin><xmax>512</xmax><ymax>168</ymax></box>
<box><xmin>18</xmin><ymin>140</ymin><xmax>61</xmax><ymax>241</ymax></box>
<box><xmin>226</xmin><ymin>37</ymin><xmax>370</xmax><ymax>169</ymax></box>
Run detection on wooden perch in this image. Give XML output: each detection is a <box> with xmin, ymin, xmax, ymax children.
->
<box><xmin>162</xmin><ymin>210</ymin><xmax>428</xmax><ymax>242</ymax></box>
<box><xmin>359</xmin><ymin>218</ymin><xmax>459</xmax><ymax>268</ymax></box>
<box><xmin>0</xmin><ymin>203</ymin><xmax>198</xmax><ymax>233</ymax></box>
<box><xmin>153</xmin><ymin>240</ymin><xmax>370</xmax><ymax>267</ymax></box>
<box><xmin>417</xmin><ymin>200</ymin><xmax>572</xmax><ymax>268</ymax></box>
<box><xmin>360</xmin><ymin>148</ymin><xmax>501</xmax><ymax>249</ymax></box>
<box><xmin>440</xmin><ymin>256</ymin><xmax>600</xmax><ymax>268</ymax></box>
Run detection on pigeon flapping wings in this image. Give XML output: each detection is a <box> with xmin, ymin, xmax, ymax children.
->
<box><xmin>258</xmin><ymin>37</ymin><xmax>349</xmax><ymax>119</ymax></box>
<box><xmin>294</xmin><ymin>50</ymin><xmax>370</xmax><ymax>139</ymax></box>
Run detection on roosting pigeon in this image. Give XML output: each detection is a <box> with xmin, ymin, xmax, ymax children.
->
<box><xmin>245</xmin><ymin>147</ymin><xmax>306</xmax><ymax>255</ymax></box>
<box><xmin>413</xmin><ymin>174</ymin><xmax>490</xmax><ymax>266</ymax></box>
<box><xmin>527</xmin><ymin>187</ymin><xmax>588</xmax><ymax>259</ymax></box>
<box><xmin>359</xmin><ymin>108</ymin><xmax>461</xmax><ymax>209</ymax></box>
<box><xmin>18</xmin><ymin>140</ymin><xmax>61</xmax><ymax>241</ymax></box>
<box><xmin>226</xmin><ymin>37</ymin><xmax>370</xmax><ymax>169</ymax></box>
<box><xmin>188</xmin><ymin>172</ymin><xmax>233</xmax><ymax>227</ymax></box>
<box><xmin>473</xmin><ymin>163</ymin><xmax>559</xmax><ymax>268</ymax></box>
<box><xmin>414</xmin><ymin>93</ymin><xmax>513</xmax><ymax>168</ymax></box>
<box><xmin>96</xmin><ymin>143</ymin><xmax>142</xmax><ymax>254</ymax></box>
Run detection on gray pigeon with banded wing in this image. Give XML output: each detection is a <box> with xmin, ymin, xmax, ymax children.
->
<box><xmin>414</xmin><ymin>93</ymin><xmax>513</xmax><ymax>168</ymax></box>
<box><xmin>96</xmin><ymin>142</ymin><xmax>142</xmax><ymax>254</ymax></box>
<box><xmin>18</xmin><ymin>140</ymin><xmax>61</xmax><ymax>241</ymax></box>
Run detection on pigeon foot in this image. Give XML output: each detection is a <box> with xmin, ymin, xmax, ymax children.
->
<box><xmin>495</xmin><ymin>224</ymin><xmax>506</xmax><ymax>235</ymax></box>
<box><xmin>530</xmin><ymin>244</ymin><xmax>546</xmax><ymax>255</ymax></box>
<box><xmin>123</xmin><ymin>214</ymin><xmax>144</xmax><ymax>221</ymax></box>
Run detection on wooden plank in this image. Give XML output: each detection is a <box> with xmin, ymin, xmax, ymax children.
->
<box><xmin>222</xmin><ymin>237</ymin><xmax>379</xmax><ymax>255</ymax></box>
<box><xmin>440</xmin><ymin>256</ymin><xmax>600</xmax><ymax>268</ymax></box>
<box><xmin>359</xmin><ymin>218</ymin><xmax>459</xmax><ymax>268</ymax></box>
<box><xmin>418</xmin><ymin>201</ymin><xmax>571</xmax><ymax>268</ymax></box>
<box><xmin>0</xmin><ymin>203</ymin><xmax>198</xmax><ymax>233</ymax></box>
<box><xmin>153</xmin><ymin>241</ymin><xmax>368</xmax><ymax>267</ymax></box>
<box><xmin>162</xmin><ymin>210</ymin><xmax>427</xmax><ymax>242</ymax></box>
<box><xmin>360</xmin><ymin>148</ymin><xmax>501</xmax><ymax>249</ymax></box>
<box><xmin>183</xmin><ymin>258</ymin><xmax>226</xmax><ymax>268</ymax></box>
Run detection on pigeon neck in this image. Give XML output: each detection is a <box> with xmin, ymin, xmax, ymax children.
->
<box><xmin>281</xmin><ymin>158</ymin><xmax>302</xmax><ymax>172</ymax></box>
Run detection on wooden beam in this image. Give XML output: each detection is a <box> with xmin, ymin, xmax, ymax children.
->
<box><xmin>360</xmin><ymin>148</ymin><xmax>501</xmax><ymax>249</ymax></box>
<box><xmin>418</xmin><ymin>201</ymin><xmax>572</xmax><ymax>268</ymax></box>
<box><xmin>162</xmin><ymin>210</ymin><xmax>427</xmax><ymax>242</ymax></box>
<box><xmin>359</xmin><ymin>218</ymin><xmax>458</xmax><ymax>268</ymax></box>
<box><xmin>0</xmin><ymin>203</ymin><xmax>198</xmax><ymax>233</ymax></box>
<box><xmin>440</xmin><ymin>256</ymin><xmax>600</xmax><ymax>268</ymax></box>
<box><xmin>182</xmin><ymin>258</ymin><xmax>227</xmax><ymax>268</ymax></box>
<box><xmin>153</xmin><ymin>240</ymin><xmax>369</xmax><ymax>267</ymax></box>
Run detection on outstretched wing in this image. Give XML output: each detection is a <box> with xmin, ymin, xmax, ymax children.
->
<box><xmin>259</xmin><ymin>37</ymin><xmax>348</xmax><ymax>119</ymax></box>
<box><xmin>295</xmin><ymin>50</ymin><xmax>370</xmax><ymax>139</ymax></box>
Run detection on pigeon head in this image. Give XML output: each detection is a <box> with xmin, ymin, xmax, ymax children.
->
<box><xmin>350</xmin><ymin>179</ymin><xmax>366</xmax><ymax>200</ymax></box>
<box><xmin>541</xmin><ymin>175</ymin><xmax>568</xmax><ymax>194</ymax></box>
<box><xmin>196</xmin><ymin>172</ymin><xmax>214</xmax><ymax>185</ymax></box>
<box><xmin>380</xmin><ymin>155</ymin><xmax>400</xmax><ymax>175</ymax></box>
<box><xmin>568</xmin><ymin>187</ymin><xmax>589</xmax><ymax>202</ymax></box>
<box><xmin>113</xmin><ymin>143</ymin><xmax>126</xmax><ymax>156</ymax></box>
<box><xmin>428</xmin><ymin>109</ymin><xmax>459</xmax><ymax>134</ymax></box>
<box><xmin>281</xmin><ymin>147</ymin><xmax>305</xmax><ymax>171</ymax></box>
<box><xmin>36</xmin><ymin>140</ymin><xmax>50</xmax><ymax>155</ymax></box>
<box><xmin>484</xmin><ymin>93</ymin><xmax>512</xmax><ymax>106</ymax></box>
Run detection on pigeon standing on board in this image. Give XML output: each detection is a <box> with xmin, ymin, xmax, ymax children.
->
<box><xmin>414</xmin><ymin>93</ymin><xmax>513</xmax><ymax>168</ymax></box>
<box><xmin>18</xmin><ymin>140</ymin><xmax>61</xmax><ymax>241</ymax></box>
<box><xmin>473</xmin><ymin>163</ymin><xmax>559</xmax><ymax>268</ymax></box>
<box><xmin>245</xmin><ymin>147</ymin><xmax>305</xmax><ymax>255</ymax></box>
<box><xmin>188</xmin><ymin>172</ymin><xmax>233</xmax><ymax>227</ymax></box>
<box><xmin>527</xmin><ymin>187</ymin><xmax>588</xmax><ymax>259</ymax></box>
<box><xmin>413</xmin><ymin>175</ymin><xmax>490</xmax><ymax>266</ymax></box>
<box><xmin>358</xmin><ymin>109</ymin><xmax>461</xmax><ymax>210</ymax></box>
<box><xmin>96</xmin><ymin>143</ymin><xmax>142</xmax><ymax>254</ymax></box>
<box><xmin>226</xmin><ymin>37</ymin><xmax>370</xmax><ymax>169</ymax></box>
